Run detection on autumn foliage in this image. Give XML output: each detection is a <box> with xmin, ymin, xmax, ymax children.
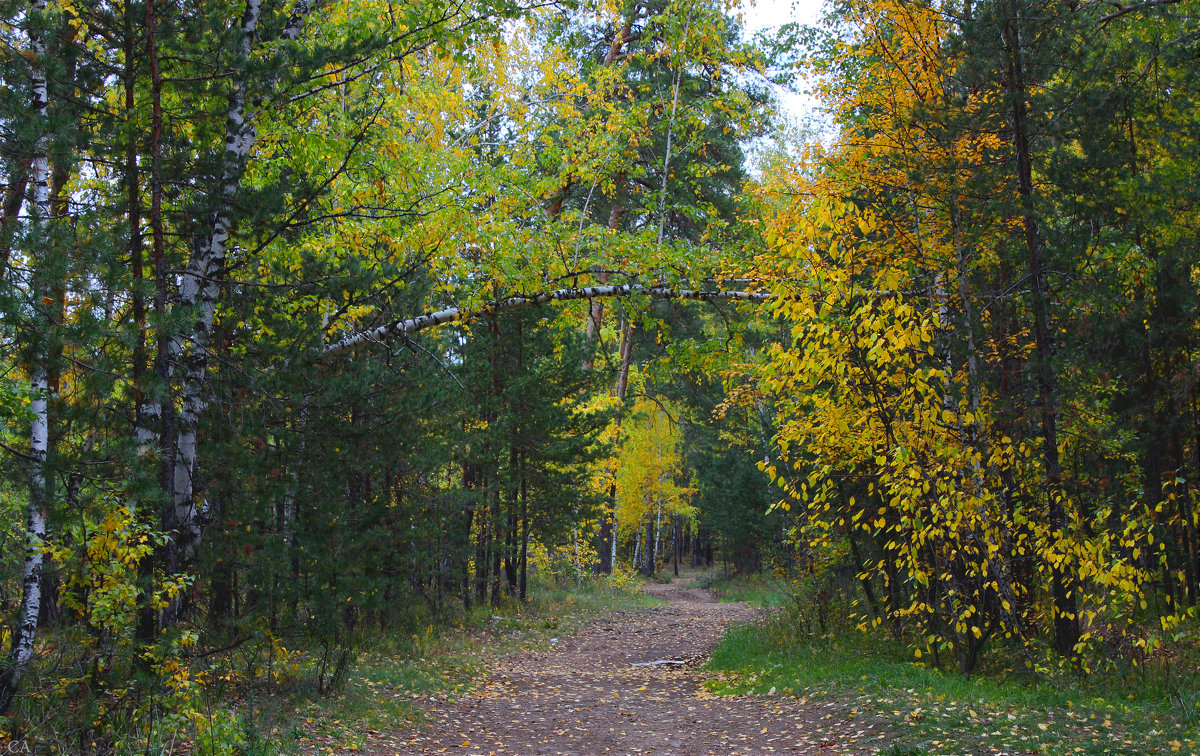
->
<box><xmin>1</xmin><ymin>0</ymin><xmax>1199</xmax><ymax>748</ymax></box>
<box><xmin>753</xmin><ymin>0</ymin><xmax>1200</xmax><ymax>672</ymax></box>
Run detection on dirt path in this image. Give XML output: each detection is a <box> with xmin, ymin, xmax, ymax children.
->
<box><xmin>375</xmin><ymin>580</ymin><xmax>888</xmax><ymax>755</ymax></box>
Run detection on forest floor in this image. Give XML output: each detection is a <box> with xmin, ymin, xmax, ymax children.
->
<box><xmin>358</xmin><ymin>576</ymin><xmax>892</xmax><ymax>755</ymax></box>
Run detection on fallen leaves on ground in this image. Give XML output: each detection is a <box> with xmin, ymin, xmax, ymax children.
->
<box><xmin>349</xmin><ymin>581</ymin><xmax>886</xmax><ymax>755</ymax></box>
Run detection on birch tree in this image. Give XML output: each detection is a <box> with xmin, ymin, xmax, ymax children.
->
<box><xmin>754</xmin><ymin>0</ymin><xmax>1200</xmax><ymax>671</ymax></box>
<box><xmin>614</xmin><ymin>398</ymin><xmax>693</xmax><ymax>574</ymax></box>
<box><xmin>0</xmin><ymin>0</ymin><xmax>54</xmax><ymax>712</ymax></box>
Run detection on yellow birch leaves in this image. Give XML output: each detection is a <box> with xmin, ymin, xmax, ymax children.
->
<box><xmin>749</xmin><ymin>0</ymin><xmax>1187</xmax><ymax>669</ymax></box>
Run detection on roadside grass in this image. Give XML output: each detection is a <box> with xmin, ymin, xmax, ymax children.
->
<box><xmin>694</xmin><ymin>570</ymin><xmax>791</xmax><ymax>608</ymax></box>
<box><xmin>236</xmin><ymin>574</ymin><xmax>661</xmax><ymax>753</ymax></box>
<box><xmin>705</xmin><ymin>580</ymin><xmax>1200</xmax><ymax>755</ymax></box>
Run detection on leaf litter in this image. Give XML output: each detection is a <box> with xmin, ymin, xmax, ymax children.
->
<box><xmin>359</xmin><ymin>581</ymin><xmax>889</xmax><ymax>755</ymax></box>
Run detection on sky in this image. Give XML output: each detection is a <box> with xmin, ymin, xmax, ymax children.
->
<box><xmin>739</xmin><ymin>0</ymin><xmax>825</xmax><ymax>32</ymax></box>
<box><xmin>737</xmin><ymin>0</ymin><xmax>830</xmax><ymax>133</ymax></box>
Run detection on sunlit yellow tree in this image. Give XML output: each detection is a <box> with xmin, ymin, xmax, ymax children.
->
<box><xmin>752</xmin><ymin>0</ymin><xmax>1187</xmax><ymax>672</ymax></box>
<box><xmin>614</xmin><ymin>398</ymin><xmax>695</xmax><ymax>575</ymax></box>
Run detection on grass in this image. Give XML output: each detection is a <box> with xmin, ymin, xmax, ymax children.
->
<box><xmin>240</xmin><ymin>574</ymin><xmax>661</xmax><ymax>753</ymax></box>
<box><xmin>704</xmin><ymin>576</ymin><xmax>1200</xmax><ymax>755</ymax></box>
<box><xmin>694</xmin><ymin>569</ymin><xmax>792</xmax><ymax>608</ymax></box>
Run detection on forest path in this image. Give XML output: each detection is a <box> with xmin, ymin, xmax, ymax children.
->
<box><xmin>375</xmin><ymin>578</ymin><xmax>887</xmax><ymax>755</ymax></box>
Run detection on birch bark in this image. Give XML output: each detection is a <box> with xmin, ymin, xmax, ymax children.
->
<box><xmin>0</xmin><ymin>0</ymin><xmax>54</xmax><ymax>713</ymax></box>
<box><xmin>323</xmin><ymin>285</ymin><xmax>768</xmax><ymax>356</ymax></box>
<box><xmin>168</xmin><ymin>1</ymin><xmax>316</xmax><ymax>576</ymax></box>
<box><xmin>170</xmin><ymin>0</ymin><xmax>261</xmax><ymax>565</ymax></box>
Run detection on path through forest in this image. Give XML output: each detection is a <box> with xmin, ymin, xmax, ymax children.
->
<box><xmin>369</xmin><ymin>579</ymin><xmax>891</xmax><ymax>754</ymax></box>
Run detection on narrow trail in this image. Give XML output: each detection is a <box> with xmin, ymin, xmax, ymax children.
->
<box><xmin>368</xmin><ymin>579</ymin><xmax>889</xmax><ymax>755</ymax></box>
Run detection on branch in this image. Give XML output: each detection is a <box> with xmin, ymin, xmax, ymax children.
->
<box><xmin>321</xmin><ymin>285</ymin><xmax>772</xmax><ymax>357</ymax></box>
<box><xmin>1085</xmin><ymin>0</ymin><xmax>1184</xmax><ymax>23</ymax></box>
<box><xmin>0</xmin><ymin>440</ymin><xmax>39</xmax><ymax>464</ymax></box>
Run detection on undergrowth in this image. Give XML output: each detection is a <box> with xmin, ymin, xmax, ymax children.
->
<box><xmin>6</xmin><ymin>572</ymin><xmax>657</xmax><ymax>755</ymax></box>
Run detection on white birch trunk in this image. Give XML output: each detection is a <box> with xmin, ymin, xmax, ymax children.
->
<box><xmin>171</xmin><ymin>0</ymin><xmax>315</xmax><ymax>557</ymax></box>
<box><xmin>2</xmin><ymin>0</ymin><xmax>54</xmax><ymax>712</ymax></box>
<box><xmin>610</xmin><ymin>499</ymin><xmax>619</xmax><ymax>570</ymax></box>
<box><xmin>652</xmin><ymin>495</ymin><xmax>662</xmax><ymax>574</ymax></box>
<box><xmin>171</xmin><ymin>0</ymin><xmax>261</xmax><ymax>552</ymax></box>
<box><xmin>323</xmin><ymin>285</ymin><xmax>770</xmax><ymax>357</ymax></box>
<box><xmin>134</xmin><ymin>403</ymin><xmax>158</xmax><ymax>451</ymax></box>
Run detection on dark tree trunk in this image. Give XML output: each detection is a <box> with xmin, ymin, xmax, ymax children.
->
<box><xmin>461</xmin><ymin>492</ymin><xmax>475</xmax><ymax>612</ymax></box>
<box><xmin>596</xmin><ymin>511</ymin><xmax>614</xmax><ymax>575</ymax></box>
<box><xmin>1002</xmin><ymin>0</ymin><xmax>1078</xmax><ymax>656</ymax></box>
<box><xmin>209</xmin><ymin>490</ymin><xmax>234</xmax><ymax>628</ymax></box>
<box><xmin>490</xmin><ymin>492</ymin><xmax>503</xmax><ymax>607</ymax></box>
<box><xmin>519</xmin><ymin>471</ymin><xmax>529</xmax><ymax>601</ymax></box>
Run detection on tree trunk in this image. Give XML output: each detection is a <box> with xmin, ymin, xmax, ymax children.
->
<box><xmin>650</xmin><ymin>496</ymin><xmax>662</xmax><ymax>575</ymax></box>
<box><xmin>170</xmin><ymin>0</ymin><xmax>263</xmax><ymax>578</ymax></box>
<box><xmin>581</xmin><ymin>202</ymin><xmax>626</xmax><ymax>370</ymax></box>
<box><xmin>0</xmin><ymin>157</ymin><xmax>29</xmax><ymax>270</ymax></box>
<box><xmin>597</xmin><ymin>317</ymin><xmax>635</xmax><ymax>574</ymax></box>
<box><xmin>322</xmin><ymin>285</ymin><xmax>767</xmax><ymax>357</ymax></box>
<box><xmin>209</xmin><ymin>487</ymin><xmax>234</xmax><ymax>627</ymax></box>
<box><xmin>643</xmin><ymin>510</ymin><xmax>656</xmax><ymax>577</ymax></box>
<box><xmin>519</xmin><ymin>469</ymin><xmax>529</xmax><ymax>601</ymax></box>
<box><xmin>138</xmin><ymin>0</ymin><xmax>178</xmax><ymax>644</ymax></box>
<box><xmin>1002</xmin><ymin>0</ymin><xmax>1078</xmax><ymax>656</ymax></box>
<box><xmin>462</xmin><ymin>498</ymin><xmax>474</xmax><ymax>612</ymax></box>
<box><xmin>578</xmin><ymin>3</ymin><xmax>633</xmax><ymax>366</ymax></box>
<box><xmin>0</xmin><ymin>0</ymin><xmax>53</xmax><ymax>713</ymax></box>
<box><xmin>490</xmin><ymin>490</ymin><xmax>503</xmax><ymax>606</ymax></box>
<box><xmin>126</xmin><ymin>0</ymin><xmax>149</xmax><ymax>455</ymax></box>
<box><xmin>476</xmin><ymin>514</ymin><xmax>489</xmax><ymax>605</ymax></box>
<box><xmin>166</xmin><ymin>1</ymin><xmax>318</xmax><ymax>616</ymax></box>
<box><xmin>672</xmin><ymin>517</ymin><xmax>679</xmax><ymax>576</ymax></box>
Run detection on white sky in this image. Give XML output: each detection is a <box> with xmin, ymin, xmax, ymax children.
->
<box><xmin>739</xmin><ymin>0</ymin><xmax>825</xmax><ymax>32</ymax></box>
<box><xmin>737</xmin><ymin>0</ymin><xmax>828</xmax><ymax>131</ymax></box>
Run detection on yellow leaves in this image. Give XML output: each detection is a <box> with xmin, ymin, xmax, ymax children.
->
<box><xmin>612</xmin><ymin>399</ymin><xmax>693</xmax><ymax>536</ymax></box>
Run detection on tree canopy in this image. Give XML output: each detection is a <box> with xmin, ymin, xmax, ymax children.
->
<box><xmin>2</xmin><ymin>0</ymin><xmax>1199</xmax><ymax>746</ymax></box>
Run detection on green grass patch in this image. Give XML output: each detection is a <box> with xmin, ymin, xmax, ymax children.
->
<box><xmin>693</xmin><ymin>569</ymin><xmax>792</xmax><ymax>608</ymax></box>
<box><xmin>706</xmin><ymin>614</ymin><xmax>1199</xmax><ymax>755</ymax></box>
